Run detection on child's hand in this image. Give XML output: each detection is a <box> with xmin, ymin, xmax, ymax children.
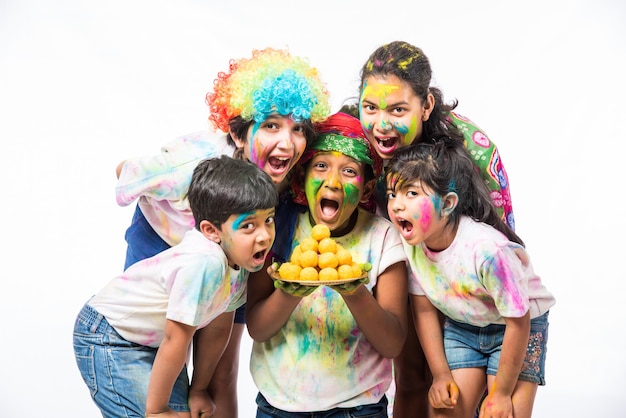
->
<box><xmin>189</xmin><ymin>388</ymin><xmax>216</xmax><ymax>418</ymax></box>
<box><xmin>329</xmin><ymin>274</ymin><xmax>369</xmax><ymax>295</ymax></box>
<box><xmin>479</xmin><ymin>391</ymin><xmax>513</xmax><ymax>418</ymax></box>
<box><xmin>270</xmin><ymin>262</ymin><xmax>318</xmax><ymax>297</ymax></box>
<box><xmin>273</xmin><ymin>278</ymin><xmax>318</xmax><ymax>297</ymax></box>
<box><xmin>428</xmin><ymin>374</ymin><xmax>459</xmax><ymax>409</ymax></box>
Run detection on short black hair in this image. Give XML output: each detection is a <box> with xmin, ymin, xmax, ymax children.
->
<box><xmin>188</xmin><ymin>155</ymin><xmax>279</xmax><ymax>229</ymax></box>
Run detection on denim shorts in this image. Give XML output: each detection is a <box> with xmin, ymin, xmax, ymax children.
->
<box><xmin>124</xmin><ymin>206</ymin><xmax>247</xmax><ymax>324</ymax></box>
<box><xmin>73</xmin><ymin>303</ymin><xmax>190</xmax><ymax>417</ymax></box>
<box><xmin>255</xmin><ymin>392</ymin><xmax>388</xmax><ymax>418</ymax></box>
<box><xmin>443</xmin><ymin>312</ymin><xmax>549</xmax><ymax>385</ymax></box>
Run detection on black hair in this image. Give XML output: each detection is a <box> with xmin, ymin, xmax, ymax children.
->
<box><xmin>385</xmin><ymin>139</ymin><xmax>524</xmax><ymax>246</ymax></box>
<box><xmin>187</xmin><ymin>155</ymin><xmax>279</xmax><ymax>229</ymax></box>
<box><xmin>345</xmin><ymin>40</ymin><xmax>465</xmax><ymax>145</ymax></box>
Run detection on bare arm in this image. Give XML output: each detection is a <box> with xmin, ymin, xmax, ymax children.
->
<box><xmin>480</xmin><ymin>311</ymin><xmax>530</xmax><ymax>418</ymax></box>
<box><xmin>339</xmin><ymin>261</ymin><xmax>408</xmax><ymax>358</ymax></box>
<box><xmin>411</xmin><ymin>294</ymin><xmax>459</xmax><ymax>409</ymax></box>
<box><xmin>188</xmin><ymin>312</ymin><xmax>234</xmax><ymax>418</ymax></box>
<box><xmin>245</xmin><ymin>258</ymin><xmax>303</xmax><ymax>342</ymax></box>
<box><xmin>146</xmin><ymin>319</ymin><xmax>196</xmax><ymax>416</ymax></box>
<box><xmin>116</xmin><ymin>160</ymin><xmax>125</xmax><ymax>178</ymax></box>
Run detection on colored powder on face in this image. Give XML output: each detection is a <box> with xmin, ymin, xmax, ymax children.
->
<box><xmin>247</xmin><ymin>122</ymin><xmax>265</xmax><ymax>168</ymax></box>
<box><xmin>360</xmin><ymin>80</ymin><xmax>399</xmax><ymax>110</ymax></box>
<box><xmin>232</xmin><ymin>212</ymin><xmax>254</xmax><ymax>231</ymax></box>
<box><xmin>343</xmin><ymin>183</ymin><xmax>360</xmax><ymax>207</ymax></box>
<box><xmin>404</xmin><ymin>116</ymin><xmax>419</xmax><ymax>145</ymax></box>
<box><xmin>415</xmin><ymin>198</ymin><xmax>433</xmax><ymax>232</ymax></box>
<box><xmin>394</xmin><ymin>122</ymin><xmax>409</xmax><ymax>135</ymax></box>
<box><xmin>305</xmin><ymin>177</ymin><xmax>324</xmax><ymax>207</ymax></box>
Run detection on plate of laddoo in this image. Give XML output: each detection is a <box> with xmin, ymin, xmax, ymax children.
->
<box><xmin>271</xmin><ymin>224</ymin><xmax>371</xmax><ymax>286</ymax></box>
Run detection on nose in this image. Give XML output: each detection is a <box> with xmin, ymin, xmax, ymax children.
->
<box><xmin>389</xmin><ymin>196</ymin><xmax>404</xmax><ymax>213</ymax></box>
<box><xmin>276</xmin><ymin>129</ymin><xmax>295</xmax><ymax>150</ymax></box>
<box><xmin>378</xmin><ymin>116</ymin><xmax>392</xmax><ymax>132</ymax></box>
<box><xmin>257</xmin><ymin>225</ymin><xmax>275</xmax><ymax>245</ymax></box>
<box><xmin>324</xmin><ymin>170</ymin><xmax>342</xmax><ymax>190</ymax></box>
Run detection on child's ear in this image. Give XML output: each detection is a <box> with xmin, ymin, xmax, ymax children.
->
<box><xmin>229</xmin><ymin>128</ymin><xmax>245</xmax><ymax>149</ymax></box>
<box><xmin>199</xmin><ymin>220</ymin><xmax>221</xmax><ymax>244</ymax></box>
<box><xmin>422</xmin><ymin>93</ymin><xmax>435</xmax><ymax>122</ymax></box>
<box><xmin>441</xmin><ymin>192</ymin><xmax>459</xmax><ymax>217</ymax></box>
<box><xmin>360</xmin><ymin>178</ymin><xmax>377</xmax><ymax>203</ymax></box>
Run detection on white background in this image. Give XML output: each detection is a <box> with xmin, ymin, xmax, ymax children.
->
<box><xmin>1</xmin><ymin>0</ymin><xmax>625</xmax><ymax>417</ymax></box>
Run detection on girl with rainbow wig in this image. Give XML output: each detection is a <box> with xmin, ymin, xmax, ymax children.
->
<box><xmin>114</xmin><ymin>47</ymin><xmax>330</xmax><ymax>418</ymax></box>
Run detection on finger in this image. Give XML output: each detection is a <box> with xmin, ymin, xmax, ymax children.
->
<box><xmin>448</xmin><ymin>382</ymin><xmax>459</xmax><ymax>405</ymax></box>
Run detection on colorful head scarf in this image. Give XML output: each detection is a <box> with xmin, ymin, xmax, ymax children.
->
<box><xmin>206</xmin><ymin>48</ymin><xmax>331</xmax><ymax>132</ymax></box>
<box><xmin>292</xmin><ymin>112</ymin><xmax>382</xmax><ymax>212</ymax></box>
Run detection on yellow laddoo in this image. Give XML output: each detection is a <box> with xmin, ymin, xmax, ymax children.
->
<box><xmin>318</xmin><ymin>267</ymin><xmax>339</xmax><ymax>282</ymax></box>
<box><xmin>337</xmin><ymin>264</ymin><xmax>354</xmax><ymax>279</ymax></box>
<box><xmin>300</xmin><ymin>237</ymin><xmax>319</xmax><ymax>253</ymax></box>
<box><xmin>350</xmin><ymin>262</ymin><xmax>362</xmax><ymax>277</ymax></box>
<box><xmin>290</xmin><ymin>246</ymin><xmax>302</xmax><ymax>265</ymax></box>
<box><xmin>311</xmin><ymin>224</ymin><xmax>331</xmax><ymax>241</ymax></box>
<box><xmin>300</xmin><ymin>266</ymin><xmax>319</xmax><ymax>281</ymax></box>
<box><xmin>318</xmin><ymin>237</ymin><xmax>337</xmax><ymax>254</ymax></box>
<box><xmin>300</xmin><ymin>250</ymin><xmax>319</xmax><ymax>268</ymax></box>
<box><xmin>336</xmin><ymin>248</ymin><xmax>352</xmax><ymax>266</ymax></box>
<box><xmin>278</xmin><ymin>262</ymin><xmax>302</xmax><ymax>280</ymax></box>
<box><xmin>318</xmin><ymin>252</ymin><xmax>339</xmax><ymax>269</ymax></box>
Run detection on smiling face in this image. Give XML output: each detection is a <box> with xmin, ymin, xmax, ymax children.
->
<box><xmin>304</xmin><ymin>151</ymin><xmax>372</xmax><ymax>233</ymax></box>
<box><xmin>214</xmin><ymin>208</ymin><xmax>276</xmax><ymax>272</ymax></box>
<box><xmin>386</xmin><ymin>179</ymin><xmax>457</xmax><ymax>251</ymax></box>
<box><xmin>359</xmin><ymin>74</ymin><xmax>432</xmax><ymax>160</ymax></box>
<box><xmin>233</xmin><ymin>114</ymin><xmax>308</xmax><ymax>187</ymax></box>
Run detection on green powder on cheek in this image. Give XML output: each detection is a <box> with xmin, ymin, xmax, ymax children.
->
<box><xmin>343</xmin><ymin>183</ymin><xmax>360</xmax><ymax>206</ymax></box>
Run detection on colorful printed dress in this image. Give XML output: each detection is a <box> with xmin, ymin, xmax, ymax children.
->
<box><xmin>449</xmin><ymin>112</ymin><xmax>515</xmax><ymax>230</ymax></box>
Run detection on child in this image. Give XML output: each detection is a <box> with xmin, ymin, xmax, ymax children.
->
<box><xmin>385</xmin><ymin>140</ymin><xmax>555</xmax><ymax>418</ymax></box>
<box><xmin>347</xmin><ymin>40</ymin><xmax>514</xmax><ymax>229</ymax></box>
<box><xmin>115</xmin><ymin>47</ymin><xmax>330</xmax><ymax>418</ymax></box>
<box><xmin>342</xmin><ymin>40</ymin><xmax>517</xmax><ymax>416</ymax></box>
<box><xmin>245</xmin><ymin>112</ymin><xmax>408</xmax><ymax>417</ymax></box>
<box><xmin>73</xmin><ymin>156</ymin><xmax>279</xmax><ymax>418</ymax></box>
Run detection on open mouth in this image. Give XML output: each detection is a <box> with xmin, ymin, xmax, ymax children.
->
<box><xmin>320</xmin><ymin>198</ymin><xmax>339</xmax><ymax>220</ymax></box>
<box><xmin>268</xmin><ymin>156</ymin><xmax>290</xmax><ymax>173</ymax></box>
<box><xmin>375</xmin><ymin>136</ymin><xmax>399</xmax><ymax>155</ymax></box>
<box><xmin>253</xmin><ymin>249</ymin><xmax>267</xmax><ymax>263</ymax></box>
<box><xmin>395</xmin><ymin>216</ymin><xmax>414</xmax><ymax>237</ymax></box>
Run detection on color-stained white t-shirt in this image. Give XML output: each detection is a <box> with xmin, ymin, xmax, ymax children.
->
<box><xmin>89</xmin><ymin>229</ymin><xmax>246</xmax><ymax>347</ymax></box>
<box><xmin>115</xmin><ymin>131</ymin><xmax>235</xmax><ymax>246</ymax></box>
<box><xmin>250</xmin><ymin>208</ymin><xmax>407</xmax><ymax>412</ymax></box>
<box><xmin>405</xmin><ymin>216</ymin><xmax>555</xmax><ymax>326</ymax></box>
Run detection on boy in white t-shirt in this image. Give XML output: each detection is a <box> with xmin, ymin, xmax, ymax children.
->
<box><xmin>73</xmin><ymin>155</ymin><xmax>278</xmax><ymax>418</ymax></box>
<box><xmin>245</xmin><ymin>112</ymin><xmax>408</xmax><ymax>417</ymax></box>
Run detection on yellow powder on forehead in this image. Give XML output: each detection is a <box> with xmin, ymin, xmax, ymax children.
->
<box><xmin>362</xmin><ymin>81</ymin><xmax>400</xmax><ymax>110</ymax></box>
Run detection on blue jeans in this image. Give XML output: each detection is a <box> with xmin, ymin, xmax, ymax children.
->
<box><xmin>444</xmin><ymin>311</ymin><xmax>550</xmax><ymax>385</ymax></box>
<box><xmin>73</xmin><ymin>303</ymin><xmax>190</xmax><ymax>417</ymax></box>
<box><xmin>255</xmin><ymin>392</ymin><xmax>388</xmax><ymax>418</ymax></box>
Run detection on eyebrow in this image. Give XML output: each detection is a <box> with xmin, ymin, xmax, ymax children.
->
<box><xmin>362</xmin><ymin>98</ymin><xmax>409</xmax><ymax>107</ymax></box>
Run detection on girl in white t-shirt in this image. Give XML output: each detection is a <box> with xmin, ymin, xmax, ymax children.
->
<box><xmin>385</xmin><ymin>139</ymin><xmax>555</xmax><ymax>418</ymax></box>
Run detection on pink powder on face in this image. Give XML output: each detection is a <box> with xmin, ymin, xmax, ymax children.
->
<box><xmin>416</xmin><ymin>197</ymin><xmax>434</xmax><ymax>233</ymax></box>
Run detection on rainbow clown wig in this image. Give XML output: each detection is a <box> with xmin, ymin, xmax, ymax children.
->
<box><xmin>206</xmin><ymin>48</ymin><xmax>331</xmax><ymax>133</ymax></box>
